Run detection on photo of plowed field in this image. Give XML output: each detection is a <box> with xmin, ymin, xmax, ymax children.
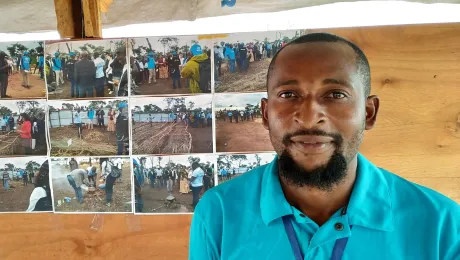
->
<box><xmin>131</xmin><ymin>95</ymin><xmax>213</xmax><ymax>155</ymax></box>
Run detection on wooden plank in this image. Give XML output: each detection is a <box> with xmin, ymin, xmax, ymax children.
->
<box><xmin>1</xmin><ymin>22</ymin><xmax>460</xmax><ymax>259</ymax></box>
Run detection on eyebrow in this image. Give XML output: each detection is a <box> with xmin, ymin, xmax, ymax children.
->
<box><xmin>322</xmin><ymin>78</ymin><xmax>353</xmax><ymax>89</ymax></box>
<box><xmin>273</xmin><ymin>79</ymin><xmax>298</xmax><ymax>89</ymax></box>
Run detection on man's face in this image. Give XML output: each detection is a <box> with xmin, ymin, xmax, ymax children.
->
<box><xmin>262</xmin><ymin>42</ymin><xmax>378</xmax><ymax>189</ymax></box>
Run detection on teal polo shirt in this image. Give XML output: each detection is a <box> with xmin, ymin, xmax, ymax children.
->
<box><xmin>190</xmin><ymin>154</ymin><xmax>460</xmax><ymax>260</ymax></box>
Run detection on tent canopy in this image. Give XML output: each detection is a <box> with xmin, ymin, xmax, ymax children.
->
<box><xmin>2</xmin><ymin>0</ymin><xmax>460</xmax><ymax>34</ymax></box>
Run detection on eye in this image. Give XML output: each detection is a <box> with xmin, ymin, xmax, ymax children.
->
<box><xmin>279</xmin><ymin>92</ymin><xmax>297</xmax><ymax>99</ymax></box>
<box><xmin>327</xmin><ymin>92</ymin><xmax>347</xmax><ymax>99</ymax></box>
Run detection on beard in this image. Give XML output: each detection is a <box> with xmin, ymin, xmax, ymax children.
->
<box><xmin>277</xmin><ymin>127</ymin><xmax>362</xmax><ymax>191</ymax></box>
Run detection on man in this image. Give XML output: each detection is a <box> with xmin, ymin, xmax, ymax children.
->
<box><xmin>224</xmin><ymin>44</ymin><xmax>236</xmax><ymax>73</ymax></box>
<box><xmin>69</xmin><ymin>158</ymin><xmax>79</xmax><ymax>171</ymax></box>
<box><xmin>74</xmin><ymin>107</ymin><xmax>82</xmax><ymax>139</ymax></box>
<box><xmin>146</xmin><ymin>52</ymin><xmax>156</xmax><ymax>84</ymax></box>
<box><xmin>0</xmin><ymin>52</ymin><xmax>9</xmax><ymax>98</ymax></box>
<box><xmin>87</xmin><ymin>107</ymin><xmax>95</xmax><ymax>129</ymax></box>
<box><xmin>20</xmin><ymin>51</ymin><xmax>31</xmax><ymax>87</ymax></box>
<box><xmin>66</xmin><ymin>52</ymin><xmax>77</xmax><ymax>97</ymax></box>
<box><xmin>86</xmin><ymin>166</ymin><xmax>97</xmax><ymax>188</ymax></box>
<box><xmin>38</xmin><ymin>53</ymin><xmax>44</xmax><ymax>80</ymax></box>
<box><xmin>96</xmin><ymin>107</ymin><xmax>105</xmax><ymax>128</ymax></box>
<box><xmin>189</xmin><ymin>33</ymin><xmax>460</xmax><ymax>259</ymax></box>
<box><xmin>67</xmin><ymin>168</ymin><xmax>90</xmax><ymax>204</ymax></box>
<box><xmin>27</xmin><ymin>160</ymin><xmax>52</xmax><ymax>212</ymax></box>
<box><xmin>180</xmin><ymin>44</ymin><xmax>211</xmax><ymax>93</ymax></box>
<box><xmin>133</xmin><ymin>159</ymin><xmax>143</xmax><ymax>213</ymax></box>
<box><xmin>74</xmin><ymin>52</ymin><xmax>96</xmax><ymax>98</ymax></box>
<box><xmin>189</xmin><ymin>162</ymin><xmax>204</xmax><ymax>208</ymax></box>
<box><xmin>94</xmin><ymin>52</ymin><xmax>106</xmax><ymax>97</ymax></box>
<box><xmin>34</xmin><ymin>112</ymin><xmax>46</xmax><ymax>153</ymax></box>
<box><xmin>169</xmin><ymin>51</ymin><xmax>181</xmax><ymax>89</ymax></box>
<box><xmin>2</xmin><ymin>170</ymin><xmax>9</xmax><ymax>191</ymax></box>
<box><xmin>52</xmin><ymin>52</ymin><xmax>64</xmax><ymax>86</ymax></box>
<box><xmin>237</xmin><ymin>43</ymin><xmax>248</xmax><ymax>72</ymax></box>
<box><xmin>116</xmin><ymin>102</ymin><xmax>129</xmax><ymax>155</ymax></box>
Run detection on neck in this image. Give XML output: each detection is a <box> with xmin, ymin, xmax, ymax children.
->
<box><xmin>279</xmin><ymin>157</ymin><xmax>358</xmax><ymax>226</ymax></box>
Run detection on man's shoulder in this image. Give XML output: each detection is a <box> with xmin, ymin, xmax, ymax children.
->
<box><xmin>380</xmin><ymin>167</ymin><xmax>460</xmax><ymax>214</ymax></box>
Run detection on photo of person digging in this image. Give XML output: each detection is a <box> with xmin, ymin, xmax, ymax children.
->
<box><xmin>51</xmin><ymin>157</ymin><xmax>132</xmax><ymax>213</ymax></box>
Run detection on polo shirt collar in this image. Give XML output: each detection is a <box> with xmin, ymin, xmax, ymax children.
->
<box><xmin>259</xmin><ymin>153</ymin><xmax>394</xmax><ymax>232</ymax></box>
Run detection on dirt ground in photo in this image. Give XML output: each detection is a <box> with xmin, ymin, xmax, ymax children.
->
<box><xmin>0</xmin><ymin>180</ymin><xmax>34</xmax><ymax>212</ymax></box>
<box><xmin>132</xmin><ymin>122</ymin><xmax>213</xmax><ymax>155</ymax></box>
<box><xmin>215</xmin><ymin>59</ymin><xmax>270</xmax><ymax>93</ymax></box>
<box><xmin>216</xmin><ymin>117</ymin><xmax>273</xmax><ymax>152</ymax></box>
<box><xmin>49</xmin><ymin>126</ymin><xmax>117</xmax><ymax>156</ymax></box>
<box><xmin>4</xmin><ymin>72</ymin><xmax>46</xmax><ymax>98</ymax></box>
<box><xmin>140</xmin><ymin>183</ymin><xmax>193</xmax><ymax>213</ymax></box>
<box><xmin>47</xmin><ymin>80</ymin><xmax>111</xmax><ymax>100</ymax></box>
<box><xmin>135</xmin><ymin>78</ymin><xmax>191</xmax><ymax>96</ymax></box>
<box><xmin>52</xmin><ymin>162</ymin><xmax>132</xmax><ymax>213</ymax></box>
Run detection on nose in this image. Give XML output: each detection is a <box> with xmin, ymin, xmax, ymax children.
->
<box><xmin>293</xmin><ymin>96</ymin><xmax>327</xmax><ymax>128</ymax></box>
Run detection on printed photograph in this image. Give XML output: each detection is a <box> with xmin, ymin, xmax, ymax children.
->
<box><xmin>132</xmin><ymin>95</ymin><xmax>213</xmax><ymax>155</ymax></box>
<box><xmin>45</xmin><ymin>39</ymin><xmax>128</xmax><ymax>99</ymax></box>
<box><xmin>128</xmin><ymin>36</ymin><xmax>211</xmax><ymax>95</ymax></box>
<box><xmin>214</xmin><ymin>30</ymin><xmax>303</xmax><ymax>93</ymax></box>
<box><xmin>215</xmin><ymin>92</ymin><xmax>272</xmax><ymax>152</ymax></box>
<box><xmin>133</xmin><ymin>154</ymin><xmax>215</xmax><ymax>213</ymax></box>
<box><xmin>217</xmin><ymin>153</ymin><xmax>276</xmax><ymax>184</ymax></box>
<box><xmin>0</xmin><ymin>157</ymin><xmax>51</xmax><ymax>212</ymax></box>
<box><xmin>51</xmin><ymin>157</ymin><xmax>132</xmax><ymax>213</ymax></box>
<box><xmin>48</xmin><ymin>99</ymin><xmax>129</xmax><ymax>156</ymax></box>
<box><xmin>0</xmin><ymin>100</ymin><xmax>47</xmax><ymax>156</ymax></box>
<box><xmin>0</xmin><ymin>41</ymin><xmax>46</xmax><ymax>98</ymax></box>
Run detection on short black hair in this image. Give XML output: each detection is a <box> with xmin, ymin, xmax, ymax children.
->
<box><xmin>267</xmin><ymin>33</ymin><xmax>371</xmax><ymax>97</ymax></box>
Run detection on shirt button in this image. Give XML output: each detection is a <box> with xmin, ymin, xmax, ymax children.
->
<box><xmin>299</xmin><ymin>214</ymin><xmax>306</xmax><ymax>218</ymax></box>
<box><xmin>335</xmin><ymin>223</ymin><xmax>344</xmax><ymax>231</ymax></box>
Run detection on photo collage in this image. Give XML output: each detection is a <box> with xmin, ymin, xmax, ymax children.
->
<box><xmin>0</xmin><ymin>29</ymin><xmax>304</xmax><ymax>214</ymax></box>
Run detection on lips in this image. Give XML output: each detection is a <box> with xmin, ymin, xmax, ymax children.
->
<box><xmin>289</xmin><ymin>135</ymin><xmax>334</xmax><ymax>154</ymax></box>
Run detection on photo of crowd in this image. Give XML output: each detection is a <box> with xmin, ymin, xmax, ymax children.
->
<box><xmin>133</xmin><ymin>154</ymin><xmax>215</xmax><ymax>213</ymax></box>
<box><xmin>0</xmin><ymin>100</ymin><xmax>47</xmax><ymax>156</ymax></box>
<box><xmin>217</xmin><ymin>153</ymin><xmax>276</xmax><ymax>184</ymax></box>
<box><xmin>50</xmin><ymin>157</ymin><xmax>132</xmax><ymax>213</ymax></box>
<box><xmin>45</xmin><ymin>39</ymin><xmax>128</xmax><ymax>99</ymax></box>
<box><xmin>214</xmin><ymin>92</ymin><xmax>272</xmax><ymax>152</ymax></box>
<box><xmin>48</xmin><ymin>99</ymin><xmax>129</xmax><ymax>156</ymax></box>
<box><xmin>129</xmin><ymin>36</ymin><xmax>211</xmax><ymax>95</ymax></box>
<box><xmin>0</xmin><ymin>41</ymin><xmax>45</xmax><ymax>98</ymax></box>
<box><xmin>0</xmin><ymin>157</ymin><xmax>51</xmax><ymax>212</ymax></box>
<box><xmin>214</xmin><ymin>30</ymin><xmax>302</xmax><ymax>93</ymax></box>
<box><xmin>132</xmin><ymin>95</ymin><xmax>213</xmax><ymax>155</ymax></box>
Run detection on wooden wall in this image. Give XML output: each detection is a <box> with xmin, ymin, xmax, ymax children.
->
<box><xmin>1</xmin><ymin>23</ymin><xmax>459</xmax><ymax>259</ymax></box>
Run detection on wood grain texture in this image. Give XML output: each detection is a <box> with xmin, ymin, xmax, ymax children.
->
<box><xmin>54</xmin><ymin>0</ymin><xmax>75</xmax><ymax>38</ymax></box>
<box><xmin>1</xmin><ymin>23</ymin><xmax>459</xmax><ymax>260</ymax></box>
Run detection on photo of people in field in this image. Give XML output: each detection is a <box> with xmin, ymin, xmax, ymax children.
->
<box><xmin>217</xmin><ymin>153</ymin><xmax>276</xmax><ymax>184</ymax></box>
<box><xmin>51</xmin><ymin>157</ymin><xmax>132</xmax><ymax>213</ymax></box>
<box><xmin>129</xmin><ymin>36</ymin><xmax>211</xmax><ymax>95</ymax></box>
<box><xmin>0</xmin><ymin>157</ymin><xmax>51</xmax><ymax>212</ymax></box>
<box><xmin>48</xmin><ymin>99</ymin><xmax>129</xmax><ymax>156</ymax></box>
<box><xmin>215</xmin><ymin>92</ymin><xmax>272</xmax><ymax>152</ymax></box>
<box><xmin>45</xmin><ymin>39</ymin><xmax>128</xmax><ymax>99</ymax></box>
<box><xmin>132</xmin><ymin>95</ymin><xmax>213</xmax><ymax>155</ymax></box>
<box><xmin>214</xmin><ymin>30</ymin><xmax>304</xmax><ymax>93</ymax></box>
<box><xmin>0</xmin><ymin>41</ymin><xmax>45</xmax><ymax>98</ymax></box>
<box><xmin>0</xmin><ymin>100</ymin><xmax>47</xmax><ymax>156</ymax></box>
<box><xmin>133</xmin><ymin>154</ymin><xmax>215</xmax><ymax>213</ymax></box>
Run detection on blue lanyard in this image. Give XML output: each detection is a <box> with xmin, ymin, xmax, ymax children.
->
<box><xmin>282</xmin><ymin>208</ymin><xmax>352</xmax><ymax>260</ymax></box>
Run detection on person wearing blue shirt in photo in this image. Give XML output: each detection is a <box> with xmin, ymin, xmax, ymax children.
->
<box><xmin>224</xmin><ymin>44</ymin><xmax>236</xmax><ymax>73</ymax></box>
<box><xmin>189</xmin><ymin>162</ymin><xmax>204</xmax><ymax>208</ymax></box>
<box><xmin>38</xmin><ymin>54</ymin><xmax>44</xmax><ymax>80</ymax></box>
<box><xmin>20</xmin><ymin>51</ymin><xmax>31</xmax><ymax>87</ymax></box>
<box><xmin>74</xmin><ymin>108</ymin><xmax>82</xmax><ymax>139</ymax></box>
<box><xmin>52</xmin><ymin>52</ymin><xmax>64</xmax><ymax>86</ymax></box>
<box><xmin>189</xmin><ymin>33</ymin><xmax>460</xmax><ymax>260</ymax></box>
<box><xmin>147</xmin><ymin>52</ymin><xmax>156</xmax><ymax>84</ymax></box>
<box><xmin>87</xmin><ymin>107</ymin><xmax>95</xmax><ymax>129</ymax></box>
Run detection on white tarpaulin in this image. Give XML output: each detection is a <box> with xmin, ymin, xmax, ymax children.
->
<box><xmin>1</xmin><ymin>0</ymin><xmax>460</xmax><ymax>34</ymax></box>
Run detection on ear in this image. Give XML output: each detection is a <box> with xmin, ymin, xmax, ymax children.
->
<box><xmin>365</xmin><ymin>95</ymin><xmax>379</xmax><ymax>130</ymax></box>
<box><xmin>261</xmin><ymin>98</ymin><xmax>269</xmax><ymax>130</ymax></box>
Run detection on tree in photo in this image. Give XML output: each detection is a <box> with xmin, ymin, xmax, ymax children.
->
<box><xmin>88</xmin><ymin>101</ymin><xmax>107</xmax><ymax>108</ymax></box>
<box><xmin>16</xmin><ymin>101</ymin><xmax>27</xmax><ymax>113</ymax></box>
<box><xmin>158</xmin><ymin>37</ymin><xmax>179</xmax><ymax>54</ymax></box>
<box><xmin>0</xmin><ymin>106</ymin><xmax>12</xmax><ymax>115</ymax></box>
<box><xmin>61</xmin><ymin>103</ymin><xmax>75</xmax><ymax>110</ymax></box>
<box><xmin>26</xmin><ymin>160</ymin><xmax>41</xmax><ymax>173</ymax></box>
<box><xmin>6</xmin><ymin>43</ymin><xmax>28</xmax><ymax>58</ymax></box>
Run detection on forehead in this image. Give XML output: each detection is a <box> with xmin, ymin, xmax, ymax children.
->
<box><xmin>269</xmin><ymin>42</ymin><xmax>359</xmax><ymax>86</ymax></box>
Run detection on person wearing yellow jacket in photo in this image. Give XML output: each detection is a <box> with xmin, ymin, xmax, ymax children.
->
<box><xmin>180</xmin><ymin>44</ymin><xmax>211</xmax><ymax>94</ymax></box>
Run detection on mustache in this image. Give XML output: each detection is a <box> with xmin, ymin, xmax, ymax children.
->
<box><xmin>282</xmin><ymin>129</ymin><xmax>343</xmax><ymax>146</ymax></box>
